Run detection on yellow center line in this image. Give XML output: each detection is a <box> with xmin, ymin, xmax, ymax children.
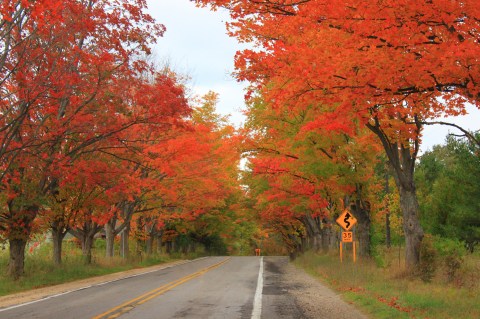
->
<box><xmin>92</xmin><ymin>258</ymin><xmax>231</xmax><ymax>319</ymax></box>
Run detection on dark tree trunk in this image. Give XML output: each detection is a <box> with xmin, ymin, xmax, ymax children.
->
<box><xmin>105</xmin><ymin>221</ymin><xmax>115</xmax><ymax>258</ymax></box>
<box><xmin>51</xmin><ymin>223</ymin><xmax>68</xmax><ymax>265</ymax></box>
<box><xmin>302</xmin><ymin>213</ymin><xmax>322</xmax><ymax>251</ymax></box>
<box><xmin>320</xmin><ymin>220</ymin><xmax>334</xmax><ymax>253</ymax></box>
<box><xmin>399</xmin><ymin>185</ymin><xmax>424</xmax><ymax>268</ymax></box>
<box><xmin>351</xmin><ymin>204</ymin><xmax>371</xmax><ymax>257</ymax></box>
<box><xmin>6</xmin><ymin>204</ymin><xmax>38</xmax><ymax>279</ymax></box>
<box><xmin>135</xmin><ymin>216</ymin><xmax>145</xmax><ymax>258</ymax></box>
<box><xmin>386</xmin><ymin>212</ymin><xmax>391</xmax><ymax>248</ymax></box>
<box><xmin>69</xmin><ymin>220</ymin><xmax>102</xmax><ymax>265</ymax></box>
<box><xmin>120</xmin><ymin>223</ymin><xmax>130</xmax><ymax>259</ymax></box>
<box><xmin>166</xmin><ymin>241</ymin><xmax>174</xmax><ymax>254</ymax></box>
<box><xmin>350</xmin><ymin>188</ymin><xmax>371</xmax><ymax>257</ymax></box>
<box><xmin>156</xmin><ymin>231</ymin><xmax>164</xmax><ymax>254</ymax></box>
<box><xmin>367</xmin><ymin>117</ymin><xmax>424</xmax><ymax>269</ymax></box>
<box><xmin>81</xmin><ymin>234</ymin><xmax>94</xmax><ymax>264</ymax></box>
<box><xmin>146</xmin><ymin>235</ymin><xmax>154</xmax><ymax>255</ymax></box>
<box><xmin>105</xmin><ymin>203</ymin><xmax>134</xmax><ymax>258</ymax></box>
<box><xmin>385</xmin><ymin>167</ymin><xmax>391</xmax><ymax>248</ymax></box>
<box><xmin>8</xmin><ymin>239</ymin><xmax>27</xmax><ymax>280</ymax></box>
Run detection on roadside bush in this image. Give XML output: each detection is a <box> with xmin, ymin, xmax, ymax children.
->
<box><xmin>435</xmin><ymin>237</ymin><xmax>465</xmax><ymax>283</ymax></box>
<box><xmin>418</xmin><ymin>234</ymin><xmax>437</xmax><ymax>282</ymax></box>
<box><xmin>370</xmin><ymin>225</ymin><xmax>388</xmax><ymax>268</ymax></box>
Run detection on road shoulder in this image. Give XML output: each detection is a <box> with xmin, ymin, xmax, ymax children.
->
<box><xmin>267</xmin><ymin>256</ymin><xmax>368</xmax><ymax>319</ymax></box>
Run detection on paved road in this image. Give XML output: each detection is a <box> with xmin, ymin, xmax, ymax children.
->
<box><xmin>0</xmin><ymin>256</ymin><xmax>305</xmax><ymax>319</ymax></box>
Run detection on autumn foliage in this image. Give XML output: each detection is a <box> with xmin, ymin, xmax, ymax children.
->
<box><xmin>196</xmin><ymin>0</ymin><xmax>480</xmax><ymax>269</ymax></box>
<box><xmin>0</xmin><ymin>0</ymin><xmax>243</xmax><ymax>279</ymax></box>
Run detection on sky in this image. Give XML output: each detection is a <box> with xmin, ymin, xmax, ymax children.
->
<box><xmin>146</xmin><ymin>0</ymin><xmax>479</xmax><ymax>154</ymax></box>
<box><xmin>146</xmin><ymin>0</ymin><xmax>247</xmax><ymax>127</ymax></box>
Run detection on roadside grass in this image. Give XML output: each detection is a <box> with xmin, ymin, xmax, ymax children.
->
<box><xmin>294</xmin><ymin>248</ymin><xmax>480</xmax><ymax>319</ymax></box>
<box><xmin>0</xmin><ymin>240</ymin><xmax>176</xmax><ymax>297</ymax></box>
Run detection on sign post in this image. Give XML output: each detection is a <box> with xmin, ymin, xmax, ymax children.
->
<box><xmin>336</xmin><ymin>209</ymin><xmax>358</xmax><ymax>263</ymax></box>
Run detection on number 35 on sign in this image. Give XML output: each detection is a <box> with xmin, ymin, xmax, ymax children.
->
<box><xmin>342</xmin><ymin>232</ymin><xmax>353</xmax><ymax>242</ymax></box>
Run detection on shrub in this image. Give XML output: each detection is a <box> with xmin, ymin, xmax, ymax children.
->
<box><xmin>418</xmin><ymin>234</ymin><xmax>437</xmax><ymax>282</ymax></box>
<box><xmin>434</xmin><ymin>237</ymin><xmax>465</xmax><ymax>283</ymax></box>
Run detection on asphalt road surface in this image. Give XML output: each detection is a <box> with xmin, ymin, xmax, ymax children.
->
<box><xmin>0</xmin><ymin>256</ymin><xmax>307</xmax><ymax>319</ymax></box>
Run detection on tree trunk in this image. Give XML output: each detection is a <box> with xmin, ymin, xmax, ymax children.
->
<box><xmin>350</xmin><ymin>196</ymin><xmax>371</xmax><ymax>257</ymax></box>
<box><xmin>80</xmin><ymin>233</ymin><xmax>95</xmax><ymax>264</ymax></box>
<box><xmin>156</xmin><ymin>232</ymin><xmax>163</xmax><ymax>254</ymax></box>
<box><xmin>355</xmin><ymin>215</ymin><xmax>370</xmax><ymax>257</ymax></box>
<box><xmin>166</xmin><ymin>241</ymin><xmax>173</xmax><ymax>254</ymax></box>
<box><xmin>320</xmin><ymin>219</ymin><xmax>333</xmax><ymax>253</ymax></box>
<box><xmin>386</xmin><ymin>212</ymin><xmax>391</xmax><ymax>248</ymax></box>
<box><xmin>302</xmin><ymin>213</ymin><xmax>322</xmax><ymax>251</ymax></box>
<box><xmin>8</xmin><ymin>239</ymin><xmax>27</xmax><ymax>280</ymax></box>
<box><xmin>146</xmin><ymin>235</ymin><xmax>154</xmax><ymax>255</ymax></box>
<box><xmin>105</xmin><ymin>222</ymin><xmax>115</xmax><ymax>258</ymax></box>
<box><xmin>69</xmin><ymin>220</ymin><xmax>102</xmax><ymax>265</ymax></box>
<box><xmin>51</xmin><ymin>225</ymin><xmax>68</xmax><ymax>265</ymax></box>
<box><xmin>385</xmin><ymin>167</ymin><xmax>391</xmax><ymax>248</ymax></box>
<box><xmin>399</xmin><ymin>185</ymin><xmax>424</xmax><ymax>268</ymax></box>
<box><xmin>120</xmin><ymin>223</ymin><xmax>130</xmax><ymax>259</ymax></box>
<box><xmin>367</xmin><ymin>117</ymin><xmax>424</xmax><ymax>270</ymax></box>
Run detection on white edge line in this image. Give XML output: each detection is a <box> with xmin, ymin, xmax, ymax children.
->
<box><xmin>0</xmin><ymin>257</ymin><xmax>208</xmax><ymax>313</ymax></box>
<box><xmin>251</xmin><ymin>256</ymin><xmax>264</xmax><ymax>319</ymax></box>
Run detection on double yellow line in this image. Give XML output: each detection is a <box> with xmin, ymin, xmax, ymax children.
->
<box><xmin>92</xmin><ymin>258</ymin><xmax>231</xmax><ymax>319</ymax></box>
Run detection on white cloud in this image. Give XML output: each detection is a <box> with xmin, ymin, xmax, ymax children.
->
<box><xmin>146</xmin><ymin>0</ymin><xmax>247</xmax><ymax>126</ymax></box>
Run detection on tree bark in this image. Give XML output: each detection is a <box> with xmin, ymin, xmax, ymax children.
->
<box><xmin>156</xmin><ymin>231</ymin><xmax>164</xmax><ymax>254</ymax></box>
<box><xmin>81</xmin><ymin>233</ymin><xmax>94</xmax><ymax>264</ymax></box>
<box><xmin>367</xmin><ymin>118</ymin><xmax>424</xmax><ymax>269</ymax></box>
<box><xmin>350</xmin><ymin>189</ymin><xmax>371</xmax><ymax>257</ymax></box>
<box><xmin>69</xmin><ymin>220</ymin><xmax>102</xmax><ymax>264</ymax></box>
<box><xmin>6</xmin><ymin>204</ymin><xmax>38</xmax><ymax>279</ymax></box>
<box><xmin>105</xmin><ymin>221</ymin><xmax>115</xmax><ymax>258</ymax></box>
<box><xmin>8</xmin><ymin>239</ymin><xmax>27</xmax><ymax>280</ymax></box>
<box><xmin>399</xmin><ymin>185</ymin><xmax>424</xmax><ymax>268</ymax></box>
<box><xmin>51</xmin><ymin>223</ymin><xmax>68</xmax><ymax>265</ymax></box>
<box><xmin>352</xmin><ymin>205</ymin><xmax>371</xmax><ymax>257</ymax></box>
<box><xmin>386</xmin><ymin>212</ymin><xmax>391</xmax><ymax>248</ymax></box>
<box><xmin>146</xmin><ymin>235</ymin><xmax>154</xmax><ymax>255</ymax></box>
<box><xmin>302</xmin><ymin>213</ymin><xmax>322</xmax><ymax>251</ymax></box>
<box><xmin>385</xmin><ymin>167</ymin><xmax>391</xmax><ymax>248</ymax></box>
<box><xmin>320</xmin><ymin>219</ymin><xmax>334</xmax><ymax>253</ymax></box>
<box><xmin>120</xmin><ymin>222</ymin><xmax>130</xmax><ymax>259</ymax></box>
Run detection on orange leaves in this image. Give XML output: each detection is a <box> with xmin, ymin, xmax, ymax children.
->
<box><xmin>202</xmin><ymin>0</ymin><xmax>480</xmax><ymax>131</ymax></box>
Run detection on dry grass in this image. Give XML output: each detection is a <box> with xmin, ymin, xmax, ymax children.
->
<box><xmin>294</xmin><ymin>247</ymin><xmax>480</xmax><ymax>319</ymax></box>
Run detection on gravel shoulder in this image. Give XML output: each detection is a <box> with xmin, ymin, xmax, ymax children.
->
<box><xmin>272</xmin><ymin>257</ymin><xmax>369</xmax><ymax>319</ymax></box>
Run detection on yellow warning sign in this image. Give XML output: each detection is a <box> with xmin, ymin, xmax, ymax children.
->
<box><xmin>336</xmin><ymin>210</ymin><xmax>357</xmax><ymax>231</ymax></box>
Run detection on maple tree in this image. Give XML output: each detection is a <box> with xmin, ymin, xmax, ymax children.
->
<box><xmin>149</xmin><ymin>92</ymin><xmax>242</xmax><ymax>255</ymax></box>
<box><xmin>196</xmin><ymin>0</ymin><xmax>480</xmax><ymax>268</ymax></box>
<box><xmin>0</xmin><ymin>0</ymin><xmax>165</xmax><ymax>278</ymax></box>
<box><xmin>242</xmin><ymin>96</ymin><xmax>381</xmax><ymax>257</ymax></box>
<box><xmin>100</xmin><ymin>91</ymin><xmax>242</xmax><ymax>258</ymax></box>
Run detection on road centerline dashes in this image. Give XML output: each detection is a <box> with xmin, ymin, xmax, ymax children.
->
<box><xmin>92</xmin><ymin>258</ymin><xmax>231</xmax><ymax>319</ymax></box>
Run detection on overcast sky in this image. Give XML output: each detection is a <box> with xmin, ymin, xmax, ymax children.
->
<box><xmin>146</xmin><ymin>0</ymin><xmax>479</xmax><ymax>153</ymax></box>
<box><xmin>146</xmin><ymin>0</ymin><xmax>247</xmax><ymax>127</ymax></box>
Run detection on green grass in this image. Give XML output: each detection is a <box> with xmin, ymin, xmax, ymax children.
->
<box><xmin>0</xmin><ymin>240</ymin><xmax>176</xmax><ymax>297</ymax></box>
<box><xmin>294</xmin><ymin>249</ymin><xmax>480</xmax><ymax>319</ymax></box>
